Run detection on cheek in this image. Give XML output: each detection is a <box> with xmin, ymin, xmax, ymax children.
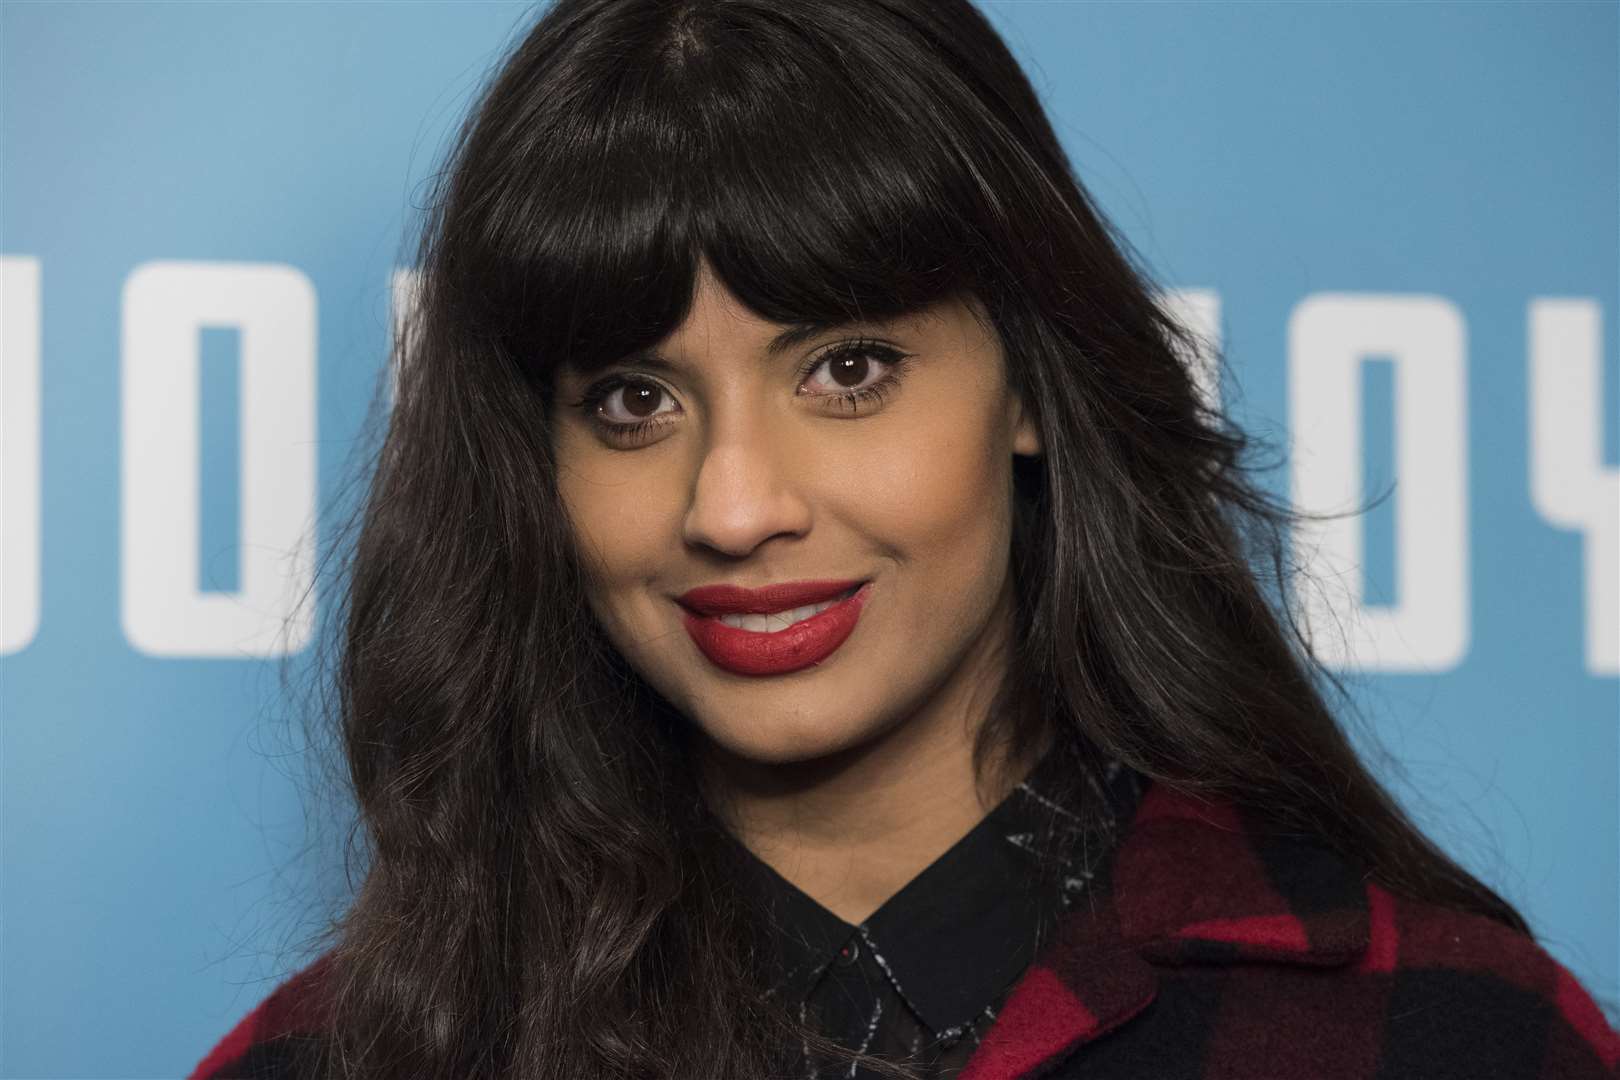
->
<box><xmin>553</xmin><ymin>444</ymin><xmax>682</xmax><ymax>633</ymax></box>
<box><xmin>828</xmin><ymin>392</ymin><xmax>1013</xmax><ymax>581</ymax></box>
<box><xmin>564</xmin><ymin>478</ymin><xmax>668</xmax><ymax>580</ymax></box>
<box><xmin>565</xmin><ymin>494</ymin><xmax>679</xmax><ymax>666</ymax></box>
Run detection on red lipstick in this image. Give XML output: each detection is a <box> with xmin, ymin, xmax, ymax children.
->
<box><xmin>676</xmin><ymin>579</ymin><xmax>871</xmax><ymax>676</ymax></box>
<box><xmin>678</xmin><ymin>579</ymin><xmax>865</xmax><ymax>615</ymax></box>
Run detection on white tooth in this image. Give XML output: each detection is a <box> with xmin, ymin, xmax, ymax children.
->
<box><xmin>718</xmin><ymin>613</ymin><xmax>770</xmax><ymax>632</ymax></box>
<box><xmin>716</xmin><ymin>594</ymin><xmax>846</xmax><ymax>633</ymax></box>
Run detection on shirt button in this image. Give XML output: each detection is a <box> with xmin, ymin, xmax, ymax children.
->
<box><xmin>835</xmin><ymin>938</ymin><xmax>861</xmax><ymax>966</ymax></box>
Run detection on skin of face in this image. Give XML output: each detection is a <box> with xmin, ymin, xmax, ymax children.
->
<box><xmin>550</xmin><ymin>259</ymin><xmax>1042</xmax><ymax>921</ymax></box>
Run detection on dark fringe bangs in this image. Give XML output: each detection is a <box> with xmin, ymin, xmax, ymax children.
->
<box><xmin>433</xmin><ymin>2</ymin><xmax>1020</xmax><ymax>392</ymax></box>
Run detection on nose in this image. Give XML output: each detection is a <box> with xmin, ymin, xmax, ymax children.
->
<box><xmin>681</xmin><ymin>407</ymin><xmax>812</xmax><ymax>558</ymax></box>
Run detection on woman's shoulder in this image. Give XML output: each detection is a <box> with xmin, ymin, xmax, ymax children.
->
<box><xmin>189</xmin><ymin>952</ymin><xmax>337</xmax><ymax>1080</ymax></box>
<box><xmin>1090</xmin><ymin>781</ymin><xmax>1620</xmax><ymax>1077</ymax></box>
<box><xmin>1357</xmin><ymin>881</ymin><xmax>1620</xmax><ymax>1076</ymax></box>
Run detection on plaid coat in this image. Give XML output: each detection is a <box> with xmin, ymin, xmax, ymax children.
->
<box><xmin>191</xmin><ymin>780</ymin><xmax>1620</xmax><ymax>1080</ymax></box>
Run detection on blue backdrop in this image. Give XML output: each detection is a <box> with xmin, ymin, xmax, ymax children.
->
<box><xmin>2</xmin><ymin>2</ymin><xmax>1615</xmax><ymax>1075</ymax></box>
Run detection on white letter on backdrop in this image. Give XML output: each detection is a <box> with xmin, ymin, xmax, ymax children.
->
<box><xmin>1288</xmin><ymin>293</ymin><xmax>1468</xmax><ymax>672</ymax></box>
<box><xmin>387</xmin><ymin>266</ymin><xmax>421</xmax><ymax>410</ymax></box>
<box><xmin>1</xmin><ymin>256</ymin><xmax>41</xmax><ymax>655</ymax></box>
<box><xmin>121</xmin><ymin>261</ymin><xmax>317</xmax><ymax>657</ymax></box>
<box><xmin>1159</xmin><ymin>288</ymin><xmax>1222</xmax><ymax>414</ymax></box>
<box><xmin>1529</xmin><ymin>299</ymin><xmax>1618</xmax><ymax>676</ymax></box>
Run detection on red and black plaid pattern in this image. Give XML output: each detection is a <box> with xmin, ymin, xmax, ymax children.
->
<box><xmin>192</xmin><ymin>779</ymin><xmax>1620</xmax><ymax>1079</ymax></box>
<box><xmin>190</xmin><ymin>951</ymin><xmax>333</xmax><ymax>1080</ymax></box>
<box><xmin>960</xmin><ymin>782</ymin><xmax>1620</xmax><ymax>1079</ymax></box>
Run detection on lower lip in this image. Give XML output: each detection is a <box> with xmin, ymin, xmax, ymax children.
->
<box><xmin>680</xmin><ymin>582</ymin><xmax>872</xmax><ymax>677</ymax></box>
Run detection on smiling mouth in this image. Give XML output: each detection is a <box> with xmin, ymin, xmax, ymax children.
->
<box><xmin>679</xmin><ymin>581</ymin><xmax>872</xmax><ymax>676</ymax></box>
<box><xmin>709</xmin><ymin>584</ymin><xmax>862</xmax><ymax>633</ymax></box>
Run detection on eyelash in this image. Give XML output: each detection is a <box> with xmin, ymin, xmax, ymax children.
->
<box><xmin>568</xmin><ymin>338</ymin><xmax>912</xmax><ymax>445</ymax></box>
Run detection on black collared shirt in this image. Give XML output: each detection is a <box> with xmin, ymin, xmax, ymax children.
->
<box><xmin>732</xmin><ymin>752</ymin><xmax>1144</xmax><ymax>1079</ymax></box>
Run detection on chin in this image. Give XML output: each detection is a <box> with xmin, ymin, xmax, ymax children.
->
<box><xmin>696</xmin><ymin>709</ymin><xmax>878</xmax><ymax>768</ymax></box>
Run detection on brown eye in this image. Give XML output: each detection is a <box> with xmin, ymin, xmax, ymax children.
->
<box><xmin>825</xmin><ymin>353</ymin><xmax>870</xmax><ymax>388</ymax></box>
<box><xmin>616</xmin><ymin>382</ymin><xmax>664</xmax><ymax>419</ymax></box>
<box><xmin>568</xmin><ymin>374</ymin><xmax>682</xmax><ymax>444</ymax></box>
<box><xmin>802</xmin><ymin>346</ymin><xmax>894</xmax><ymax>396</ymax></box>
<box><xmin>595</xmin><ymin>379</ymin><xmax>676</xmax><ymax>424</ymax></box>
<box><xmin>798</xmin><ymin>341</ymin><xmax>913</xmax><ymax>417</ymax></box>
<box><xmin>570</xmin><ymin>338</ymin><xmax>913</xmax><ymax>445</ymax></box>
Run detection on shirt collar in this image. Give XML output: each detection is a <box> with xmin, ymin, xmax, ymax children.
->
<box><xmin>734</xmin><ymin>750</ymin><xmax>1145</xmax><ymax>1035</ymax></box>
<box><xmin>958</xmin><ymin>778</ymin><xmax>1373</xmax><ymax>1080</ymax></box>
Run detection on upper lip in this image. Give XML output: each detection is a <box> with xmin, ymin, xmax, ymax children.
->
<box><xmin>677</xmin><ymin>579</ymin><xmax>865</xmax><ymax>616</ymax></box>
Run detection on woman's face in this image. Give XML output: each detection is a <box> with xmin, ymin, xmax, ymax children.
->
<box><xmin>550</xmin><ymin>260</ymin><xmax>1041</xmax><ymax>771</ymax></box>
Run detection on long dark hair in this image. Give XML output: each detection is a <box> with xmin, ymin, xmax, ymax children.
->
<box><xmin>291</xmin><ymin>1</ymin><xmax>1532</xmax><ymax>1076</ymax></box>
